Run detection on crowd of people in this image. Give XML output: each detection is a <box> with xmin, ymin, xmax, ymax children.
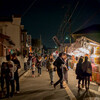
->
<box><xmin>0</xmin><ymin>52</ymin><xmax>92</xmax><ymax>98</ymax></box>
<box><xmin>1</xmin><ymin>53</ymin><xmax>21</xmax><ymax>98</ymax></box>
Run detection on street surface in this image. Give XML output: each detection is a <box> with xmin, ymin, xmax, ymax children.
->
<box><xmin>1</xmin><ymin>67</ymin><xmax>100</xmax><ymax>100</ymax></box>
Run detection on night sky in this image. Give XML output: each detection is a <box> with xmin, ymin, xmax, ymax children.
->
<box><xmin>0</xmin><ymin>0</ymin><xmax>100</xmax><ymax>48</ymax></box>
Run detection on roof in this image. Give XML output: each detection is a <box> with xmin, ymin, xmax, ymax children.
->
<box><xmin>72</xmin><ymin>24</ymin><xmax>100</xmax><ymax>43</ymax></box>
<box><xmin>73</xmin><ymin>24</ymin><xmax>100</xmax><ymax>34</ymax></box>
<box><xmin>0</xmin><ymin>33</ymin><xmax>15</xmax><ymax>45</ymax></box>
<box><xmin>0</xmin><ymin>17</ymin><xmax>13</xmax><ymax>22</ymax></box>
<box><xmin>0</xmin><ymin>33</ymin><xmax>10</xmax><ymax>39</ymax></box>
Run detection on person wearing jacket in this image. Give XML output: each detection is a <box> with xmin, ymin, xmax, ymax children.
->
<box><xmin>76</xmin><ymin>57</ymin><xmax>84</xmax><ymax>90</ymax></box>
<box><xmin>12</xmin><ymin>53</ymin><xmax>21</xmax><ymax>93</ymax></box>
<box><xmin>47</xmin><ymin>54</ymin><xmax>54</xmax><ymax>85</ymax></box>
<box><xmin>82</xmin><ymin>56</ymin><xmax>92</xmax><ymax>91</ymax></box>
<box><xmin>36</xmin><ymin>56</ymin><xmax>42</xmax><ymax>76</ymax></box>
<box><xmin>53</xmin><ymin>52</ymin><xmax>67</xmax><ymax>89</ymax></box>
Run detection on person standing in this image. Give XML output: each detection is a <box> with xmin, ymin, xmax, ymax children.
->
<box><xmin>47</xmin><ymin>54</ymin><xmax>54</xmax><ymax>85</ymax></box>
<box><xmin>76</xmin><ymin>57</ymin><xmax>84</xmax><ymax>90</ymax></box>
<box><xmin>1</xmin><ymin>62</ymin><xmax>10</xmax><ymax>97</ymax></box>
<box><xmin>5</xmin><ymin>55</ymin><xmax>16</xmax><ymax>97</ymax></box>
<box><xmin>12</xmin><ymin>53</ymin><xmax>21</xmax><ymax>93</ymax></box>
<box><xmin>53</xmin><ymin>52</ymin><xmax>67</xmax><ymax>89</ymax></box>
<box><xmin>82</xmin><ymin>56</ymin><xmax>92</xmax><ymax>91</ymax></box>
<box><xmin>63</xmin><ymin>57</ymin><xmax>69</xmax><ymax>84</ymax></box>
<box><xmin>36</xmin><ymin>56</ymin><xmax>42</xmax><ymax>76</ymax></box>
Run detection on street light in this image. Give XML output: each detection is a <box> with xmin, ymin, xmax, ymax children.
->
<box><xmin>66</xmin><ymin>37</ymin><xmax>68</xmax><ymax>40</ymax></box>
<box><xmin>55</xmin><ymin>46</ymin><xmax>57</xmax><ymax>49</ymax></box>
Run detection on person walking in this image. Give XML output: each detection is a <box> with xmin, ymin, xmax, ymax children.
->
<box><xmin>32</xmin><ymin>55</ymin><xmax>36</xmax><ymax>77</ymax></box>
<box><xmin>76</xmin><ymin>57</ymin><xmax>84</xmax><ymax>90</ymax></box>
<box><xmin>53</xmin><ymin>52</ymin><xmax>67</xmax><ymax>89</ymax></box>
<box><xmin>47</xmin><ymin>54</ymin><xmax>54</xmax><ymax>85</ymax></box>
<box><xmin>82</xmin><ymin>56</ymin><xmax>92</xmax><ymax>91</ymax></box>
<box><xmin>12</xmin><ymin>53</ymin><xmax>21</xmax><ymax>93</ymax></box>
<box><xmin>63</xmin><ymin>57</ymin><xmax>69</xmax><ymax>84</ymax></box>
<box><xmin>36</xmin><ymin>56</ymin><xmax>42</xmax><ymax>76</ymax></box>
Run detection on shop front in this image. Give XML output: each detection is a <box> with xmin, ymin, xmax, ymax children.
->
<box><xmin>67</xmin><ymin>36</ymin><xmax>100</xmax><ymax>90</ymax></box>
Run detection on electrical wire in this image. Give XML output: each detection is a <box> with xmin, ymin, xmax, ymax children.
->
<box><xmin>72</xmin><ymin>8</ymin><xmax>100</xmax><ymax>34</ymax></box>
<box><xmin>22</xmin><ymin>0</ymin><xmax>38</xmax><ymax>17</ymax></box>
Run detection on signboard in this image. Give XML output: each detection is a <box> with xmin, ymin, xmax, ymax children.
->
<box><xmin>52</xmin><ymin>36</ymin><xmax>61</xmax><ymax>46</ymax></box>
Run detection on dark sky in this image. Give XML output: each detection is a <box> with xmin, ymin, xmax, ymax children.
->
<box><xmin>0</xmin><ymin>0</ymin><xmax>100</xmax><ymax>48</ymax></box>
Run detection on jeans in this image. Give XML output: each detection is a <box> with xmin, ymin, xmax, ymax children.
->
<box><xmin>14</xmin><ymin>72</ymin><xmax>20</xmax><ymax>91</ymax></box>
<box><xmin>38</xmin><ymin>68</ymin><xmax>41</xmax><ymax>75</ymax></box>
<box><xmin>5</xmin><ymin>79</ymin><xmax>14</xmax><ymax>96</ymax></box>
<box><xmin>84</xmin><ymin>76</ymin><xmax>90</xmax><ymax>89</ymax></box>
<box><xmin>63</xmin><ymin>70</ymin><xmax>68</xmax><ymax>83</ymax></box>
<box><xmin>49</xmin><ymin>70</ymin><xmax>54</xmax><ymax>82</ymax></box>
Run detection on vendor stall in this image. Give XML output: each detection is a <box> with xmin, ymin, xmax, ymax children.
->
<box><xmin>67</xmin><ymin>36</ymin><xmax>100</xmax><ymax>87</ymax></box>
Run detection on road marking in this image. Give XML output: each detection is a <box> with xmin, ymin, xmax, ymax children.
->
<box><xmin>63</xmin><ymin>81</ymin><xmax>77</xmax><ymax>100</ymax></box>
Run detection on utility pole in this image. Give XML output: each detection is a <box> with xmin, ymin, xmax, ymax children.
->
<box><xmin>69</xmin><ymin>19</ymin><xmax>71</xmax><ymax>44</ymax></box>
<box><xmin>40</xmin><ymin>34</ymin><xmax>41</xmax><ymax>54</ymax></box>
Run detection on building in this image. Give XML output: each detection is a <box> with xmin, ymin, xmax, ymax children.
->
<box><xmin>21</xmin><ymin>29</ymin><xmax>29</xmax><ymax>56</ymax></box>
<box><xmin>72</xmin><ymin>24</ymin><xmax>100</xmax><ymax>43</ymax></box>
<box><xmin>0</xmin><ymin>15</ymin><xmax>22</xmax><ymax>53</ymax></box>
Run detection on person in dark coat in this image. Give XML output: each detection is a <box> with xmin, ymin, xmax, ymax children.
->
<box><xmin>82</xmin><ymin>56</ymin><xmax>92</xmax><ymax>91</ymax></box>
<box><xmin>76</xmin><ymin>57</ymin><xmax>84</xmax><ymax>90</ymax></box>
<box><xmin>53</xmin><ymin>52</ymin><xmax>67</xmax><ymax>89</ymax></box>
<box><xmin>12</xmin><ymin>53</ymin><xmax>21</xmax><ymax>93</ymax></box>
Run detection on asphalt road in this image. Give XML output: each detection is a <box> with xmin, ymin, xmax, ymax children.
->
<box><xmin>1</xmin><ymin>67</ymin><xmax>100</xmax><ymax>100</ymax></box>
<box><xmin>2</xmin><ymin>68</ymin><xmax>70</xmax><ymax>100</ymax></box>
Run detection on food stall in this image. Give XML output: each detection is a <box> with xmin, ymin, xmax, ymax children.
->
<box><xmin>67</xmin><ymin>36</ymin><xmax>100</xmax><ymax>88</ymax></box>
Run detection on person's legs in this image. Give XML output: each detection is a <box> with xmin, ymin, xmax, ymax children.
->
<box><xmin>54</xmin><ymin>71</ymin><xmax>63</xmax><ymax>88</ymax></box>
<box><xmin>39</xmin><ymin>68</ymin><xmax>41</xmax><ymax>75</ymax></box>
<box><xmin>49</xmin><ymin>71</ymin><xmax>54</xmax><ymax>85</ymax></box>
<box><xmin>10</xmin><ymin>80</ymin><xmax>14</xmax><ymax>97</ymax></box>
<box><xmin>1</xmin><ymin>76</ymin><xmax>4</xmax><ymax>92</ymax></box>
<box><xmin>15</xmin><ymin>72</ymin><xmax>20</xmax><ymax>92</ymax></box>
<box><xmin>85</xmin><ymin>76</ymin><xmax>88</xmax><ymax>90</ymax></box>
<box><xmin>64</xmin><ymin>71</ymin><xmax>68</xmax><ymax>83</ymax></box>
<box><xmin>78</xmin><ymin>79</ymin><xmax>81</xmax><ymax>89</ymax></box>
<box><xmin>88</xmin><ymin>76</ymin><xmax>90</xmax><ymax>89</ymax></box>
<box><xmin>6</xmin><ymin>78</ymin><xmax>10</xmax><ymax>97</ymax></box>
<box><xmin>82</xmin><ymin>78</ymin><xmax>84</xmax><ymax>88</ymax></box>
<box><xmin>51</xmin><ymin>71</ymin><xmax>54</xmax><ymax>82</ymax></box>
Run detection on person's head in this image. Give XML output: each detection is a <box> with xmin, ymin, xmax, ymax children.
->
<box><xmin>49</xmin><ymin>54</ymin><xmax>53</xmax><ymax>59</ymax></box>
<box><xmin>12</xmin><ymin>53</ymin><xmax>17</xmax><ymax>59</ymax></box>
<box><xmin>79</xmin><ymin>57</ymin><xmax>83</xmax><ymax>63</ymax></box>
<box><xmin>85</xmin><ymin>56</ymin><xmax>88</xmax><ymax>62</ymax></box>
<box><xmin>6</xmin><ymin>55</ymin><xmax>11</xmax><ymax>61</ymax></box>
<box><xmin>59</xmin><ymin>52</ymin><xmax>67</xmax><ymax>60</ymax></box>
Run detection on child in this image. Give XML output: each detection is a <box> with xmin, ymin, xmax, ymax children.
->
<box><xmin>32</xmin><ymin>56</ymin><xmax>36</xmax><ymax>77</ymax></box>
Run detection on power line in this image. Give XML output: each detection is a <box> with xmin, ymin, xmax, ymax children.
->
<box><xmin>72</xmin><ymin>8</ymin><xmax>100</xmax><ymax>34</ymax></box>
<box><xmin>22</xmin><ymin>0</ymin><xmax>38</xmax><ymax>17</ymax></box>
<box><xmin>62</xmin><ymin>0</ymin><xmax>79</xmax><ymax>35</ymax></box>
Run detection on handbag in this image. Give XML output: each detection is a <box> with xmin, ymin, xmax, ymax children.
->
<box><xmin>86</xmin><ymin>67</ymin><xmax>92</xmax><ymax>74</ymax></box>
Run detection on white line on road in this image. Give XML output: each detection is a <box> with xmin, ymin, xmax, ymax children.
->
<box><xmin>63</xmin><ymin>81</ymin><xmax>77</xmax><ymax>100</ymax></box>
